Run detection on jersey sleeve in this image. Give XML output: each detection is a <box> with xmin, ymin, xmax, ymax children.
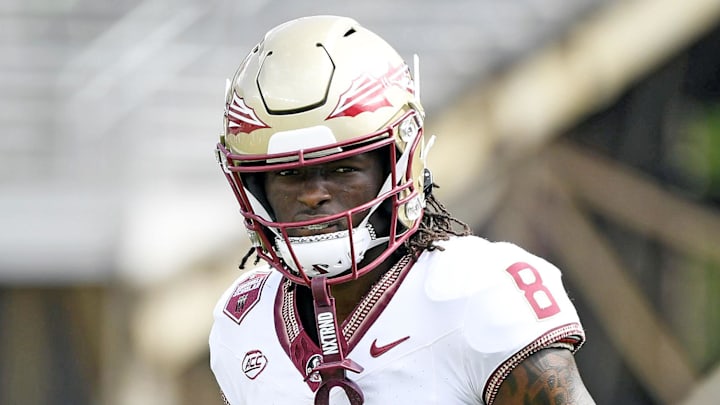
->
<box><xmin>463</xmin><ymin>241</ymin><xmax>584</xmax><ymax>349</ymax></box>
<box><xmin>472</xmin><ymin>241</ymin><xmax>585</xmax><ymax>404</ymax></box>
<box><xmin>209</xmin><ymin>268</ymin><xmax>274</xmax><ymax>405</ymax></box>
<box><xmin>425</xmin><ymin>237</ymin><xmax>585</xmax><ymax>404</ymax></box>
<box><xmin>210</xmin><ymin>341</ymin><xmax>245</xmax><ymax>405</ymax></box>
<box><xmin>209</xmin><ymin>275</ymin><xmax>246</xmax><ymax>405</ymax></box>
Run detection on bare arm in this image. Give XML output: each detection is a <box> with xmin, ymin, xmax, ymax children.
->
<box><xmin>494</xmin><ymin>348</ymin><xmax>595</xmax><ymax>405</ymax></box>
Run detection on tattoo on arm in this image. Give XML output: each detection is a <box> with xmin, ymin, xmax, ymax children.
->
<box><xmin>494</xmin><ymin>348</ymin><xmax>595</xmax><ymax>405</ymax></box>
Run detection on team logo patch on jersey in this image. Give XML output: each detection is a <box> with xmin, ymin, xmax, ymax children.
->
<box><xmin>242</xmin><ymin>349</ymin><xmax>268</xmax><ymax>379</ymax></box>
<box><xmin>223</xmin><ymin>271</ymin><xmax>271</xmax><ymax>324</ymax></box>
<box><xmin>305</xmin><ymin>354</ymin><xmax>322</xmax><ymax>383</ymax></box>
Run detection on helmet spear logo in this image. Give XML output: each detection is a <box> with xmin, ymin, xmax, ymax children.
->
<box><xmin>328</xmin><ymin>63</ymin><xmax>413</xmax><ymax>119</ymax></box>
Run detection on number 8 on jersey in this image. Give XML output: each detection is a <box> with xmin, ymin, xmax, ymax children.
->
<box><xmin>506</xmin><ymin>262</ymin><xmax>561</xmax><ymax>319</ymax></box>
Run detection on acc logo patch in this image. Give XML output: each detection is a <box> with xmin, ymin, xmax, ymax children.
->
<box><xmin>223</xmin><ymin>271</ymin><xmax>271</xmax><ymax>324</ymax></box>
<box><xmin>243</xmin><ymin>350</ymin><xmax>268</xmax><ymax>379</ymax></box>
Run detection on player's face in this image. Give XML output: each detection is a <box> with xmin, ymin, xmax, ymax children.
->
<box><xmin>264</xmin><ymin>151</ymin><xmax>386</xmax><ymax>238</ymax></box>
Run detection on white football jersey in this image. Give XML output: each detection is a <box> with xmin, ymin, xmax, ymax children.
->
<box><xmin>209</xmin><ymin>236</ymin><xmax>585</xmax><ymax>404</ymax></box>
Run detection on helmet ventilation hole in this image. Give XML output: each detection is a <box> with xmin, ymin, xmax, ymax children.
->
<box><xmin>344</xmin><ymin>28</ymin><xmax>356</xmax><ymax>37</ymax></box>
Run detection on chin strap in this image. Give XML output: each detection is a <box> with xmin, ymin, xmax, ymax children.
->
<box><xmin>310</xmin><ymin>277</ymin><xmax>365</xmax><ymax>405</ymax></box>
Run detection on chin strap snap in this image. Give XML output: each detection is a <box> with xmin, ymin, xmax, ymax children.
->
<box><xmin>310</xmin><ymin>277</ymin><xmax>365</xmax><ymax>405</ymax></box>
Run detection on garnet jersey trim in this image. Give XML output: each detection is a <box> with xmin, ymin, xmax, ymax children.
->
<box><xmin>274</xmin><ymin>255</ymin><xmax>414</xmax><ymax>388</ymax></box>
<box><xmin>482</xmin><ymin>322</ymin><xmax>585</xmax><ymax>405</ymax></box>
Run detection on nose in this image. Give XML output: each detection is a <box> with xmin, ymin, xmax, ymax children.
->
<box><xmin>296</xmin><ymin>174</ymin><xmax>331</xmax><ymax>208</ymax></box>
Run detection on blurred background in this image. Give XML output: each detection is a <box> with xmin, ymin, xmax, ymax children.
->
<box><xmin>1</xmin><ymin>0</ymin><xmax>719</xmax><ymax>404</ymax></box>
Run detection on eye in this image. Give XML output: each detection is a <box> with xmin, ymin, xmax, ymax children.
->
<box><xmin>334</xmin><ymin>166</ymin><xmax>357</xmax><ymax>173</ymax></box>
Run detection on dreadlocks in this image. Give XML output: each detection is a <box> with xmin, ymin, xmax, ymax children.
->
<box><xmin>403</xmin><ymin>184</ymin><xmax>472</xmax><ymax>259</ymax></box>
<box><xmin>238</xmin><ymin>245</ymin><xmax>261</xmax><ymax>270</ymax></box>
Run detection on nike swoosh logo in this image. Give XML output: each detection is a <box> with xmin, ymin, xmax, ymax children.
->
<box><xmin>370</xmin><ymin>336</ymin><xmax>410</xmax><ymax>358</ymax></box>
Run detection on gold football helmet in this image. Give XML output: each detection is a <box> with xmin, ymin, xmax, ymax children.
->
<box><xmin>216</xmin><ymin>15</ymin><xmax>429</xmax><ymax>285</ymax></box>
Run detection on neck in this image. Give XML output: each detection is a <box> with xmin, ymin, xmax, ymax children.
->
<box><xmin>329</xmin><ymin>263</ymin><xmax>386</xmax><ymax>324</ymax></box>
<box><xmin>333</xmin><ymin>244</ymin><xmax>402</xmax><ymax>323</ymax></box>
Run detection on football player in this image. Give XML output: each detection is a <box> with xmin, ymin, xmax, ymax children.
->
<box><xmin>210</xmin><ymin>15</ymin><xmax>595</xmax><ymax>405</ymax></box>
